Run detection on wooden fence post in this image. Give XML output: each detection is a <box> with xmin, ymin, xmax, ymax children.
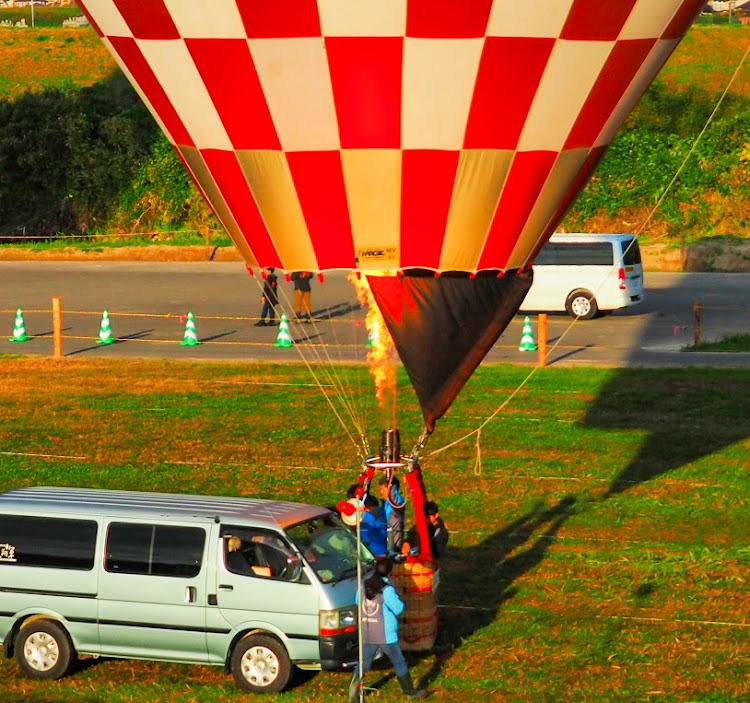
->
<box><xmin>538</xmin><ymin>313</ymin><xmax>548</xmax><ymax>367</ymax></box>
<box><xmin>52</xmin><ymin>296</ymin><xmax>63</xmax><ymax>358</ymax></box>
<box><xmin>693</xmin><ymin>301</ymin><xmax>702</xmax><ymax>348</ymax></box>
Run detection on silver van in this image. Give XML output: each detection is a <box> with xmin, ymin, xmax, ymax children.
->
<box><xmin>0</xmin><ymin>487</ymin><xmax>372</xmax><ymax>693</ymax></box>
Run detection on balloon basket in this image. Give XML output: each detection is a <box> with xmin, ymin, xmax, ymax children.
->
<box><xmin>391</xmin><ymin>558</ymin><xmax>439</xmax><ymax>651</ymax></box>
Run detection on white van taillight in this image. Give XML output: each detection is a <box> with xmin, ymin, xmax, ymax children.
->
<box><xmin>320</xmin><ymin>607</ymin><xmax>357</xmax><ymax>637</ymax></box>
<box><xmin>618</xmin><ymin>267</ymin><xmax>627</xmax><ymax>290</ymax></box>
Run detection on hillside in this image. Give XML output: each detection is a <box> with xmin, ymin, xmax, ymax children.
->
<box><xmin>0</xmin><ymin>19</ymin><xmax>748</xmax><ymax>247</ymax></box>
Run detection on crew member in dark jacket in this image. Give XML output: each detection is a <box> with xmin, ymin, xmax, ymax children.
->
<box><xmin>255</xmin><ymin>267</ymin><xmax>279</xmax><ymax>326</ymax></box>
<box><xmin>402</xmin><ymin>500</ymin><xmax>450</xmax><ymax>559</ymax></box>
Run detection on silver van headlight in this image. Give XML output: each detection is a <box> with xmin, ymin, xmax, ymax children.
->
<box><xmin>319</xmin><ymin>607</ymin><xmax>357</xmax><ymax>636</ymax></box>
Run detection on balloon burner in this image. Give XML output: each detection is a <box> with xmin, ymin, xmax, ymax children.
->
<box><xmin>380</xmin><ymin>428</ymin><xmax>401</xmax><ymax>464</ymax></box>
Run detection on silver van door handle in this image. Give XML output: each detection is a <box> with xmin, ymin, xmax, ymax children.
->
<box><xmin>218</xmin><ymin>584</ymin><xmax>234</xmax><ymax>591</ymax></box>
<box><xmin>185</xmin><ymin>586</ymin><xmax>197</xmax><ymax>603</ymax></box>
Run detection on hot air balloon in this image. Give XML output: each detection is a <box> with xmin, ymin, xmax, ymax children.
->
<box><xmin>76</xmin><ymin>0</ymin><xmax>704</xmax><ymax>636</ymax></box>
<box><xmin>76</xmin><ymin>0</ymin><xmax>704</xmax><ymax>437</ymax></box>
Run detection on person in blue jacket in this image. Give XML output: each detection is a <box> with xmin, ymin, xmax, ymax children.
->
<box><xmin>378</xmin><ymin>476</ymin><xmax>406</xmax><ymax>555</ymax></box>
<box><xmin>349</xmin><ymin>557</ymin><xmax>427</xmax><ymax>702</ymax></box>
<box><xmin>340</xmin><ymin>494</ymin><xmax>389</xmax><ymax>557</ymax></box>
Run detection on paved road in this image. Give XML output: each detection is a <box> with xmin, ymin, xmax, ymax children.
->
<box><xmin>1</xmin><ymin>262</ymin><xmax>749</xmax><ymax>367</ymax></box>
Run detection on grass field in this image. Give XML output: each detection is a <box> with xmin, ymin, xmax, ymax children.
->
<box><xmin>0</xmin><ymin>358</ymin><xmax>748</xmax><ymax>702</ymax></box>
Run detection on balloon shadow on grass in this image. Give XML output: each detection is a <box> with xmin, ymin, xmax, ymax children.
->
<box><xmin>592</xmin><ymin>369</ymin><xmax>750</xmax><ymax>498</ymax></box>
<box><xmin>366</xmin><ymin>495</ymin><xmax>578</xmax><ymax>693</ymax></box>
<box><xmin>582</xmin><ymin>274</ymin><xmax>750</xmax><ymax>499</ymax></box>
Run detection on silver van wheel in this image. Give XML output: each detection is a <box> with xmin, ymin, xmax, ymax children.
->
<box><xmin>231</xmin><ymin>634</ymin><xmax>292</xmax><ymax>693</ymax></box>
<box><xmin>15</xmin><ymin>619</ymin><xmax>76</xmax><ymax>680</ymax></box>
<box><xmin>566</xmin><ymin>289</ymin><xmax>598</xmax><ymax>320</ymax></box>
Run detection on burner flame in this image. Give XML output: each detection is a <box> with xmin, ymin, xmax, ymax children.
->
<box><xmin>349</xmin><ymin>273</ymin><xmax>397</xmax><ymax>413</ymax></box>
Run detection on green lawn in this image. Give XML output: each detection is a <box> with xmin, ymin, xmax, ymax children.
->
<box><xmin>0</xmin><ymin>359</ymin><xmax>748</xmax><ymax>702</ymax></box>
<box><xmin>686</xmin><ymin>333</ymin><xmax>750</xmax><ymax>352</ymax></box>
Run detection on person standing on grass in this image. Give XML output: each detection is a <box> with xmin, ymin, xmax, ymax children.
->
<box><xmin>255</xmin><ymin>267</ymin><xmax>279</xmax><ymax>326</ymax></box>
<box><xmin>348</xmin><ymin>558</ymin><xmax>427</xmax><ymax>702</ymax></box>
<box><xmin>291</xmin><ymin>270</ymin><xmax>314</xmax><ymax>322</ymax></box>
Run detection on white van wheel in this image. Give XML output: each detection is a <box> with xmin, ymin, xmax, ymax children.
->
<box><xmin>231</xmin><ymin>634</ymin><xmax>292</xmax><ymax>693</ymax></box>
<box><xmin>15</xmin><ymin>619</ymin><xmax>76</xmax><ymax>680</ymax></box>
<box><xmin>566</xmin><ymin>290</ymin><xmax>598</xmax><ymax>320</ymax></box>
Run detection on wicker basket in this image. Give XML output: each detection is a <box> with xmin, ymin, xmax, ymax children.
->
<box><xmin>392</xmin><ymin>559</ymin><xmax>437</xmax><ymax>593</ymax></box>
<box><xmin>392</xmin><ymin>559</ymin><xmax>439</xmax><ymax>651</ymax></box>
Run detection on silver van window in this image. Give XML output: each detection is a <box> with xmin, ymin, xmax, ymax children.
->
<box><xmin>0</xmin><ymin>515</ymin><xmax>97</xmax><ymax>570</ymax></box>
<box><xmin>222</xmin><ymin>528</ymin><xmax>305</xmax><ymax>583</ymax></box>
<box><xmin>285</xmin><ymin>514</ymin><xmax>375</xmax><ymax>584</ymax></box>
<box><xmin>105</xmin><ymin>523</ymin><xmax>205</xmax><ymax>578</ymax></box>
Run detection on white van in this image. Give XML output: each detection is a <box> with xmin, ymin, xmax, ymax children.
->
<box><xmin>0</xmin><ymin>487</ymin><xmax>371</xmax><ymax>693</ymax></box>
<box><xmin>520</xmin><ymin>233</ymin><xmax>645</xmax><ymax>319</ymax></box>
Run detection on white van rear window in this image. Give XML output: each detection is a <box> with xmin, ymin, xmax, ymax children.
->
<box><xmin>621</xmin><ymin>238</ymin><xmax>642</xmax><ymax>266</ymax></box>
<box><xmin>535</xmin><ymin>242</ymin><xmax>614</xmax><ymax>266</ymax></box>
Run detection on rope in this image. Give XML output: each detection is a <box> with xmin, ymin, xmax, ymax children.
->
<box><xmin>473</xmin><ymin>428</ymin><xmax>482</xmax><ymax>477</ymax></box>
<box><xmin>0</xmin><ymin>451</ymin><xmax>86</xmax><ymax>460</ymax></box>
<box><xmin>436</xmin><ymin>605</ymin><xmax>750</xmax><ymax>630</ymax></box>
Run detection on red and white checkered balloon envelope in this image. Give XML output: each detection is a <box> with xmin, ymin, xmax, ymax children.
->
<box><xmin>77</xmin><ymin>0</ymin><xmax>703</xmax><ymax>433</ymax></box>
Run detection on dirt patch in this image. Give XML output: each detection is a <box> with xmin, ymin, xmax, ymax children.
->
<box><xmin>641</xmin><ymin>243</ymin><xmax>684</xmax><ymax>272</ymax></box>
<box><xmin>0</xmin><ymin>241</ymin><xmax>747</xmax><ymax>271</ymax></box>
<box><xmin>684</xmin><ymin>238</ymin><xmax>750</xmax><ymax>272</ymax></box>
<box><xmin>0</xmin><ymin>245</ymin><xmax>246</xmax><ymax>263</ymax></box>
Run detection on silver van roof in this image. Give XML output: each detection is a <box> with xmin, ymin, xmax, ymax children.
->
<box><xmin>0</xmin><ymin>486</ymin><xmax>327</xmax><ymax>529</ymax></box>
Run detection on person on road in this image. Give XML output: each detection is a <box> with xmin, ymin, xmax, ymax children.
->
<box><xmin>291</xmin><ymin>270</ymin><xmax>314</xmax><ymax>322</ymax></box>
<box><xmin>348</xmin><ymin>557</ymin><xmax>427</xmax><ymax>702</ymax></box>
<box><xmin>255</xmin><ymin>267</ymin><xmax>279</xmax><ymax>326</ymax></box>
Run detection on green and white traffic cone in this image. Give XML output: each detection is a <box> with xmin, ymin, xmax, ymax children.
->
<box><xmin>518</xmin><ymin>315</ymin><xmax>538</xmax><ymax>352</ymax></box>
<box><xmin>180</xmin><ymin>311</ymin><xmax>201</xmax><ymax>347</ymax></box>
<box><xmin>274</xmin><ymin>313</ymin><xmax>293</xmax><ymax>348</ymax></box>
<box><xmin>8</xmin><ymin>308</ymin><xmax>29</xmax><ymax>342</ymax></box>
<box><xmin>96</xmin><ymin>310</ymin><xmax>115</xmax><ymax>345</ymax></box>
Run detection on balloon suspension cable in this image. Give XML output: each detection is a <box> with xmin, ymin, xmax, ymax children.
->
<box><xmin>252</xmin><ymin>272</ymin><xmax>369</xmax><ymax>459</ymax></box>
<box><xmin>276</xmin><ymin>278</ymin><xmax>376</xmax><ymax>458</ymax></box>
<box><xmin>355</xmin><ymin>494</ymin><xmax>364</xmax><ymax>703</ymax></box>
<box><xmin>427</xmin><ymin>40</ymin><xmax>750</xmax><ymax>462</ymax></box>
<box><xmin>411</xmin><ymin>427</ymin><xmax>432</xmax><ymax>459</ymax></box>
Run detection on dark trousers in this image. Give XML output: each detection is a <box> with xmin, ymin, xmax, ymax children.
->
<box><xmin>349</xmin><ymin>641</ymin><xmax>409</xmax><ymax>698</ymax></box>
<box><xmin>260</xmin><ymin>301</ymin><xmax>276</xmax><ymax>322</ymax></box>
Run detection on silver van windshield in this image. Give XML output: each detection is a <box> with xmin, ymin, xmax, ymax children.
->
<box><xmin>286</xmin><ymin>514</ymin><xmax>375</xmax><ymax>584</ymax></box>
